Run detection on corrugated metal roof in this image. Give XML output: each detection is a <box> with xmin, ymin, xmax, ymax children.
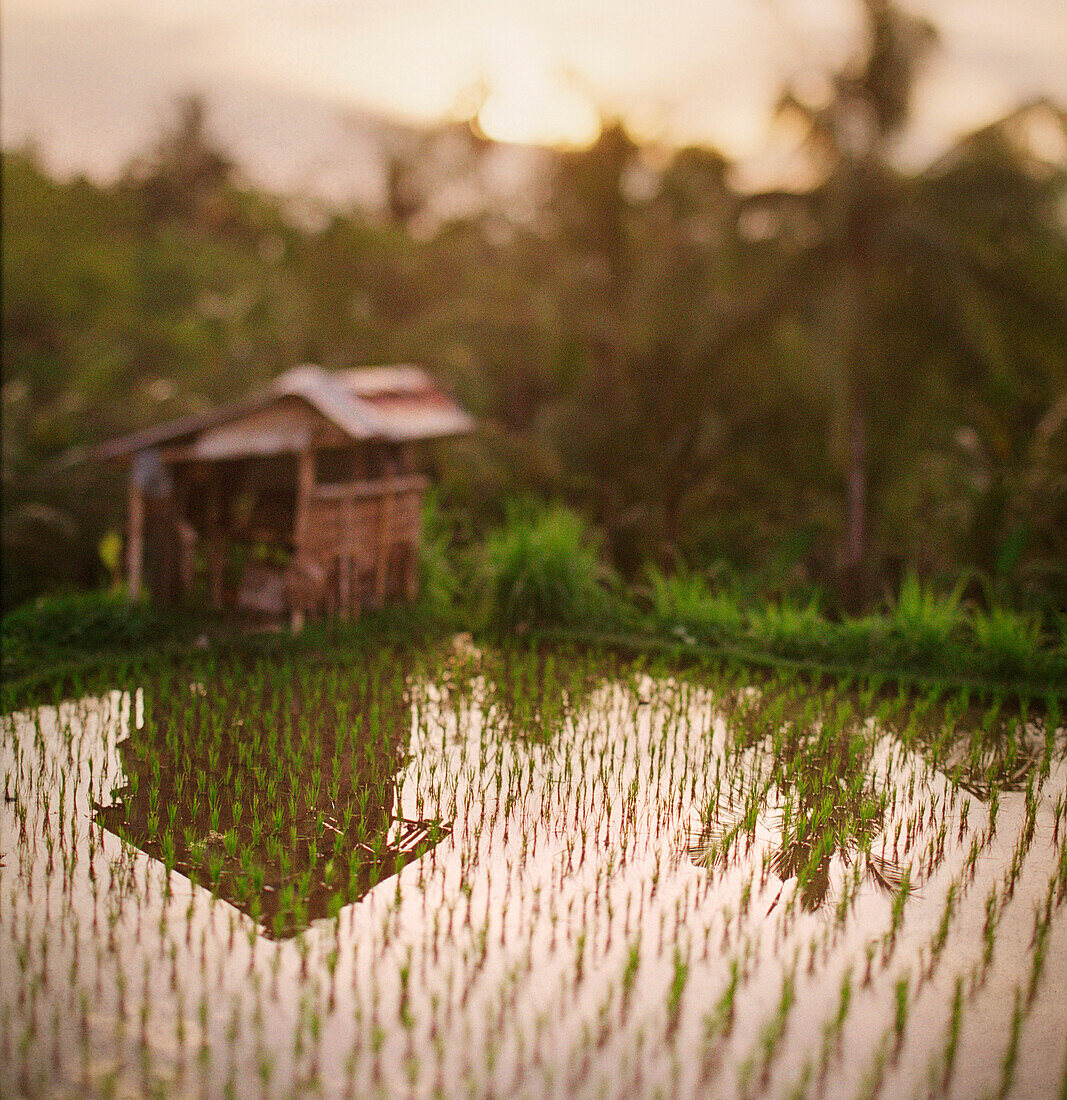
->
<box><xmin>91</xmin><ymin>393</ymin><xmax>270</xmax><ymax>462</ymax></box>
<box><xmin>190</xmin><ymin>401</ymin><xmax>317</xmax><ymax>461</ymax></box>
<box><xmin>86</xmin><ymin>364</ymin><xmax>474</xmax><ymax>462</ymax></box>
<box><xmin>360</xmin><ymin>397</ymin><xmax>477</xmax><ymax>442</ymax></box>
<box><xmin>337</xmin><ymin>364</ymin><xmax>477</xmax><ymax>440</ymax></box>
<box><xmin>335</xmin><ymin>364</ymin><xmax>429</xmax><ymax>396</ymax></box>
<box><xmin>273</xmin><ymin>364</ymin><xmax>381</xmax><ymax>440</ymax></box>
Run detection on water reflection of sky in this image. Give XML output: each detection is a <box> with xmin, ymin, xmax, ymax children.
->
<box><xmin>2</xmin><ymin>674</ymin><xmax>1065</xmax><ymax>1099</ymax></box>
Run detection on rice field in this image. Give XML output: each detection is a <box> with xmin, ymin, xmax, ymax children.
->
<box><xmin>2</xmin><ymin>643</ymin><xmax>1066</xmax><ymax>1098</ymax></box>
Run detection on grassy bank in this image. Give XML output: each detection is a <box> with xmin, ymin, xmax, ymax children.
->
<box><xmin>464</xmin><ymin>506</ymin><xmax>1066</xmax><ymax>692</ymax></box>
<box><xmin>3</xmin><ymin>506</ymin><xmax>1064</xmax><ymax>705</ymax></box>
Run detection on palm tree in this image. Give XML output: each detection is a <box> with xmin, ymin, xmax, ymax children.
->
<box><xmin>548</xmin><ymin>124</ymin><xmax>823</xmax><ymax>570</ymax></box>
<box><xmin>740</xmin><ymin>0</ymin><xmax>1067</xmax><ymax>603</ymax></box>
<box><xmin>690</xmin><ymin>721</ymin><xmax>903</xmax><ymax>913</ymax></box>
<box><xmin>738</xmin><ymin>0</ymin><xmax>937</xmax><ymax>598</ymax></box>
<box><xmin>125</xmin><ymin>94</ymin><xmax>238</xmax><ymax>228</ymax></box>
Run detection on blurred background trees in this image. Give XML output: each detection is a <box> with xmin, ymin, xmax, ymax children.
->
<box><xmin>3</xmin><ymin>0</ymin><xmax>1065</xmax><ymax>616</ymax></box>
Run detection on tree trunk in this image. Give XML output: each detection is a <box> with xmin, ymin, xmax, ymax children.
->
<box><xmin>125</xmin><ymin>466</ymin><xmax>144</xmax><ymax>600</ymax></box>
<box><xmin>840</xmin><ymin>399</ymin><xmax>869</xmax><ymax>612</ymax></box>
<box><xmin>845</xmin><ymin>402</ymin><xmax>866</xmax><ymax>572</ymax></box>
<box><xmin>821</xmin><ymin>263</ymin><xmax>869</xmax><ymax>601</ymax></box>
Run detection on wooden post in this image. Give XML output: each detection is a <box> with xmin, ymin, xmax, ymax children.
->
<box><xmin>176</xmin><ymin>519</ymin><xmax>197</xmax><ymax>598</ymax></box>
<box><xmin>341</xmin><ymin>492</ymin><xmax>354</xmax><ymax>618</ymax></box>
<box><xmin>206</xmin><ymin>476</ymin><xmax>224</xmax><ymax>609</ymax></box>
<box><xmin>373</xmin><ymin>478</ymin><xmax>396</xmax><ymax>608</ymax></box>
<box><xmin>294</xmin><ymin>449</ymin><xmax>314</xmax><ymax>555</ymax></box>
<box><xmin>291</xmin><ymin>448</ymin><xmax>316</xmax><ymax>630</ymax></box>
<box><xmin>404</xmin><ymin>489</ymin><xmax>421</xmax><ymax>601</ymax></box>
<box><xmin>126</xmin><ymin>461</ymin><xmax>145</xmax><ymax>599</ymax></box>
<box><xmin>172</xmin><ymin>470</ymin><xmax>191</xmax><ymax>600</ymax></box>
<box><xmin>336</xmin><ymin>554</ymin><xmax>348</xmax><ymax>618</ymax></box>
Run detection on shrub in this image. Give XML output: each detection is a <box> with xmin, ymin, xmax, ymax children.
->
<box><xmin>829</xmin><ymin>615</ymin><xmax>881</xmax><ymax>666</ymax></box>
<box><xmin>969</xmin><ymin>606</ymin><xmax>1043</xmax><ymax>677</ymax></box>
<box><xmin>745</xmin><ymin>600</ymin><xmax>832</xmax><ymax>660</ymax></box>
<box><xmin>881</xmin><ymin>573</ymin><xmax>964</xmax><ymax>667</ymax></box>
<box><xmin>416</xmin><ymin>492</ymin><xmax>467</xmax><ymax>623</ymax></box>
<box><xmin>481</xmin><ymin>505</ymin><xmax>612</xmax><ymax>630</ymax></box>
<box><xmin>1</xmin><ymin>588</ymin><xmax>156</xmax><ymax>653</ymax></box>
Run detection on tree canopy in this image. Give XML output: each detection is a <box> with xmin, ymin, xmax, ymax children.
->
<box><xmin>3</xmin><ymin>4</ymin><xmax>1065</xmax><ymax>615</ymax></box>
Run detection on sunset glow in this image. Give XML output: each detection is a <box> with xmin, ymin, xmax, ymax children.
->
<box><xmin>474</xmin><ymin>21</ymin><xmax>601</xmax><ymax>147</ymax></box>
<box><xmin>2</xmin><ymin>0</ymin><xmax>1065</xmax><ymax>187</ymax></box>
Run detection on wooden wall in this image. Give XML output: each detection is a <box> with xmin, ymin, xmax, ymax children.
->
<box><xmin>294</xmin><ymin>474</ymin><xmax>427</xmax><ymax>617</ymax></box>
<box><xmin>134</xmin><ymin>441</ymin><xmax>427</xmax><ymax>618</ymax></box>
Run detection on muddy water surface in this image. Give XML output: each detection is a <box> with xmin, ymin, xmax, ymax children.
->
<box><xmin>2</xmin><ymin>657</ymin><xmax>1065</xmax><ymax>1098</ymax></box>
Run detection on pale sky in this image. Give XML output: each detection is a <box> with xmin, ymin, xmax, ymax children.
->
<box><xmin>3</xmin><ymin>0</ymin><xmax>1065</xmax><ymax>201</ymax></box>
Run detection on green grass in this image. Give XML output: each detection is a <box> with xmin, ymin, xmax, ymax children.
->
<box><xmin>1</xmin><ymin>587</ymin><xmax>157</xmax><ymax>653</ymax></box>
<box><xmin>634</xmin><ymin>569</ymin><xmax>1064</xmax><ymax>689</ymax></box>
<box><xmin>3</xmin><ymin>515</ymin><xmax>1064</xmax><ymax>698</ymax></box>
<box><xmin>645</xmin><ymin>567</ymin><xmax>745</xmax><ymax>644</ymax></box>
<box><xmin>480</xmin><ymin>503</ymin><xmax>615</xmax><ymax>632</ymax></box>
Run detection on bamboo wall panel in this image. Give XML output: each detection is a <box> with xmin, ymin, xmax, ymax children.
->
<box><xmin>298</xmin><ymin>477</ymin><xmax>428</xmax><ymax>609</ymax></box>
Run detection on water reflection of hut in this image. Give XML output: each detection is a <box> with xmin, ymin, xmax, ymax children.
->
<box><xmin>88</xmin><ymin>365</ymin><xmax>474</xmax><ymax>622</ymax></box>
<box><xmin>94</xmin><ymin>669</ymin><xmax>450</xmax><ymax>939</ymax></box>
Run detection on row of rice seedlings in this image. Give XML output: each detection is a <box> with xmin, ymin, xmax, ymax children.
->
<box><xmin>93</xmin><ymin>656</ymin><xmax>448</xmax><ymax>940</ymax></box>
<box><xmin>2</xmin><ymin>648</ymin><xmax>1064</xmax><ymax>1097</ymax></box>
<box><xmin>681</xmin><ymin>672</ymin><xmax>1067</xmax><ymax>1098</ymax></box>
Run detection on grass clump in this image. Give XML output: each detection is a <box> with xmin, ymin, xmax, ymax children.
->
<box><xmin>1</xmin><ymin>588</ymin><xmax>155</xmax><ymax>649</ymax></box>
<box><xmin>415</xmin><ymin>490</ymin><xmax>469</xmax><ymax>626</ymax></box>
<box><xmin>880</xmin><ymin>574</ymin><xmax>965</xmax><ymax>667</ymax></box>
<box><xmin>632</xmin><ymin>568</ymin><xmax>1064</xmax><ymax>686</ymax></box>
<box><xmin>745</xmin><ymin>599</ymin><xmax>832</xmax><ymax>662</ymax></box>
<box><xmin>646</xmin><ymin>568</ymin><xmax>744</xmax><ymax>645</ymax></box>
<box><xmin>970</xmin><ymin>607</ymin><xmax>1044</xmax><ymax>677</ymax></box>
<box><xmin>481</xmin><ymin>504</ymin><xmax>614</xmax><ymax>631</ymax></box>
<box><xmin>1</xmin><ymin>588</ymin><xmax>157</xmax><ymax>678</ymax></box>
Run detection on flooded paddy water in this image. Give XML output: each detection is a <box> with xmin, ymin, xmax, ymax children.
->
<box><xmin>2</xmin><ymin>647</ymin><xmax>1065</xmax><ymax>1098</ymax></box>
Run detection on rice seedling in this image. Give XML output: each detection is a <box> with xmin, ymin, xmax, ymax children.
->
<box><xmin>1</xmin><ymin>647</ymin><xmax>1065</xmax><ymax>1096</ymax></box>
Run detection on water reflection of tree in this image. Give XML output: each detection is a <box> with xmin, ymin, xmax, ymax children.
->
<box><xmin>906</xmin><ymin>699</ymin><xmax>1049</xmax><ymax>800</ymax></box>
<box><xmin>440</xmin><ymin>642</ymin><xmax>609</xmax><ymax>744</ymax></box>
<box><xmin>95</xmin><ymin>660</ymin><xmax>449</xmax><ymax>938</ymax></box>
<box><xmin>693</xmin><ymin>694</ymin><xmax>902</xmax><ymax>911</ymax></box>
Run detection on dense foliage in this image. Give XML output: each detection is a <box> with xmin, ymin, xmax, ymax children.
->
<box><xmin>3</xmin><ymin>1</ymin><xmax>1066</xmax><ymax>619</ymax></box>
<box><xmin>481</xmin><ymin>504</ymin><xmax>613</xmax><ymax>631</ymax></box>
<box><xmin>3</xmin><ymin>503</ymin><xmax>1063</xmax><ymax>692</ymax></box>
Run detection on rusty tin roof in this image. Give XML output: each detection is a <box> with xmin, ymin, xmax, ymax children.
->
<box><xmin>88</xmin><ymin>364</ymin><xmax>475</xmax><ymax>462</ymax></box>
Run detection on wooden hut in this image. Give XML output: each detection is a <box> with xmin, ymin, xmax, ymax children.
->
<box><xmin>91</xmin><ymin>364</ymin><xmax>474</xmax><ymax>622</ymax></box>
